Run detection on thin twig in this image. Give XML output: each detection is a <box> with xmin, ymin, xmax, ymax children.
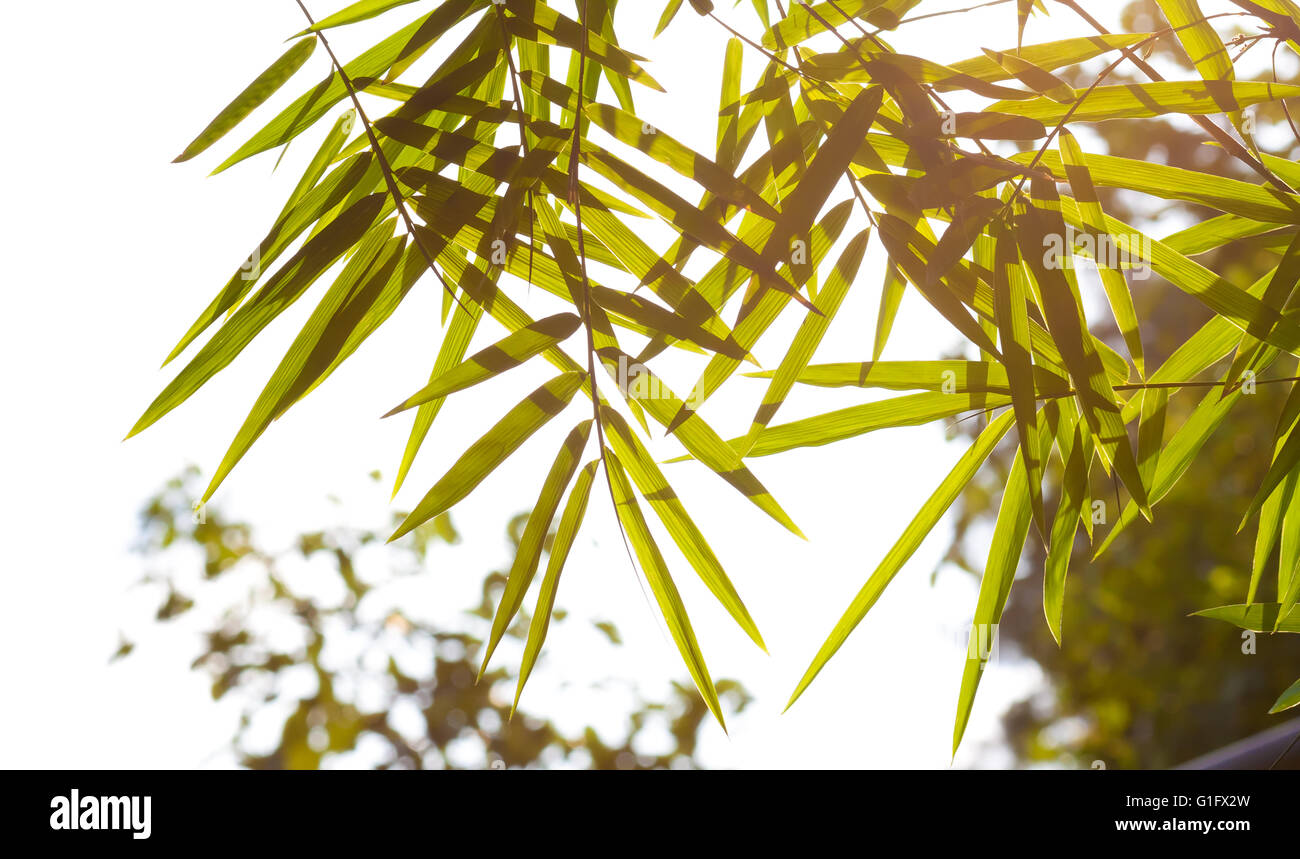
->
<box><xmin>885</xmin><ymin>0</ymin><xmax>1015</xmax><ymax>32</ymax></box>
<box><xmin>567</xmin><ymin>0</ymin><xmax>643</xmax><ymax>588</ymax></box>
<box><xmin>1272</xmin><ymin>38</ymin><xmax>1300</xmax><ymax>148</ymax></box>
<box><xmin>1270</xmin><ymin>727</ymin><xmax>1300</xmax><ymax>769</ymax></box>
<box><xmin>494</xmin><ymin>6</ymin><xmax>538</xmax><ymax>294</ymax></box>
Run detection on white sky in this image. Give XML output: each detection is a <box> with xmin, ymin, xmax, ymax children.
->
<box><xmin>0</xmin><ymin>0</ymin><xmax>1172</xmax><ymax>769</ymax></box>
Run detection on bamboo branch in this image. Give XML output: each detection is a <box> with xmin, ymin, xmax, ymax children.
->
<box><xmin>294</xmin><ymin>0</ymin><xmax>471</xmax><ymax>315</ymax></box>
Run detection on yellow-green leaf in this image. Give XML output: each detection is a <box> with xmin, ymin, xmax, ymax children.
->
<box><xmin>390</xmin><ymin>372</ymin><xmax>584</xmax><ymax>541</ymax></box>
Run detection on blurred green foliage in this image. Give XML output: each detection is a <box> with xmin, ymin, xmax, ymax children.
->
<box><xmin>125</xmin><ymin>468</ymin><xmax>749</xmax><ymax>769</ymax></box>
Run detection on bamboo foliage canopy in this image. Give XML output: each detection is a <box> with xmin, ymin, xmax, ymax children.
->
<box><xmin>135</xmin><ymin>0</ymin><xmax>1300</xmax><ymax>751</ymax></box>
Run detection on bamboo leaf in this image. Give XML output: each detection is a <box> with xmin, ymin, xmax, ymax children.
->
<box><xmin>601</xmin><ymin>407</ymin><xmax>766</xmax><ymax>651</ymax></box>
<box><xmin>1137</xmin><ymin>387</ymin><xmax>1169</xmax><ymax>498</ymax></box>
<box><xmin>174</xmin><ymin>39</ymin><xmax>317</xmax><ymax>163</ymax></box>
<box><xmin>599</xmin><ymin>348</ymin><xmax>805</xmax><ymax>537</ymax></box>
<box><xmin>515</xmin><ymin>458</ymin><xmax>600</xmax><ymax>713</ymax></box>
<box><xmin>787</xmin><ymin>410</ymin><xmax>1016</xmax><ymax>710</ymax></box>
<box><xmin>989</xmin><ymin>81</ymin><xmax>1300</xmax><ymax>124</ymax></box>
<box><xmin>590</xmin><ymin>286</ymin><xmax>748</xmax><ymax>360</ymax></box>
<box><xmin>709</xmin><ymin>391</ymin><xmax>1013</xmax><ymax>460</ymax></box>
<box><xmin>1194</xmin><ymin>602</ymin><xmax>1300</xmax><ymax>632</ymax></box>
<box><xmin>993</xmin><ymin>218</ymin><xmax>1047</xmax><ymax>540</ymax></box>
<box><xmin>1056</xmin><ymin>130</ymin><xmax>1146</xmax><ymax>375</ymax></box>
<box><xmin>394</xmin><ymin>284</ymin><xmax>484</xmax><ymax>496</ymax></box>
<box><xmin>390</xmin><ymin>371</ymin><xmax>584</xmax><ymax>541</ymax></box>
<box><xmin>954</xmin><ymin>414</ymin><xmax>1048</xmax><ymax>755</ymax></box>
<box><xmin>384</xmin><ymin>313</ymin><xmax>581</xmax><ymax>417</ymax></box>
<box><xmin>762</xmin><ymin>1</ymin><xmax>886</xmax><ymax>50</ymax></box>
<box><xmin>1157</xmin><ymin>1</ymin><xmax>1235</xmax><ymax>87</ymax></box>
<box><xmin>1269</xmin><ymin>678</ymin><xmax>1300</xmax><ymax>713</ymax></box>
<box><xmin>1252</xmin><ymin>470</ymin><xmax>1297</xmax><ymax>604</ymax></box>
<box><xmin>981</xmin><ymin>46</ymin><xmax>1073</xmax><ymax>102</ymax></box>
<box><xmin>1095</xmin><ymin>351</ymin><xmax>1279</xmax><ymax>558</ymax></box>
<box><xmin>166</xmin><ymin>120</ymin><xmax>367</xmax><ymax>364</ymax></box>
<box><xmin>481</xmin><ymin>421</ymin><xmax>592</xmax><ymax>676</ymax></box>
<box><xmin>296</xmin><ymin>0</ymin><xmax>427</xmax><ymax>35</ymax></box>
<box><xmin>584</xmin><ymin>103</ymin><xmax>779</xmax><ymax>219</ymax></box>
<box><xmin>747</xmin><ymin>360</ymin><xmax>1070</xmax><ymax>396</ymax></box>
<box><xmin>205</xmin><ymin>222</ymin><xmax>404</xmax><ymax>501</ymax></box>
<box><xmin>873</xmin><ymin>261</ymin><xmax>907</xmax><ymax>361</ymax></box>
<box><xmin>1045</xmin><ymin>420</ymin><xmax>1086</xmax><ymax>644</ymax></box>
<box><xmin>655</xmin><ymin>0</ymin><xmax>686</xmax><ymax>36</ymax></box>
<box><xmin>740</xmin><ymin>229</ymin><xmax>870</xmax><ymax>454</ymax></box>
<box><xmin>606</xmin><ymin>450</ymin><xmax>726</xmax><ymax>728</ymax></box>
<box><xmin>503</xmin><ymin>0</ymin><xmax>664</xmax><ymax>92</ymax></box>
<box><xmin>216</xmin><ymin>10</ymin><xmax>470</xmax><ymax>172</ymax></box>
<box><xmin>947</xmin><ymin>34</ymin><xmax>1151</xmax><ymax>83</ymax></box>
<box><xmin>128</xmin><ymin>194</ymin><xmax>389</xmax><ymax>439</ymax></box>
<box><xmin>1018</xmin><ymin>184</ymin><xmax>1151</xmax><ymax>520</ymax></box>
<box><xmin>1021</xmin><ymin>147</ymin><xmax>1300</xmax><ymax>225</ymax></box>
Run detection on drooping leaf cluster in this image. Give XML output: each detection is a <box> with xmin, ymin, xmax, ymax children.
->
<box><xmin>138</xmin><ymin>0</ymin><xmax>1300</xmax><ymax>752</ymax></box>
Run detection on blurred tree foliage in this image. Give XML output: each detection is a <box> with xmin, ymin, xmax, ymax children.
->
<box><xmin>945</xmin><ymin>0</ymin><xmax>1300</xmax><ymax>769</ymax></box>
<box><xmin>123</xmin><ymin>468</ymin><xmax>749</xmax><ymax>770</ymax></box>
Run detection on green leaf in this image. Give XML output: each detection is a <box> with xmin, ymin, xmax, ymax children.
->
<box><xmin>166</xmin><ymin>116</ymin><xmax>365</xmax><ymax>364</ymax></box>
<box><xmin>716</xmin><ymin>391</ymin><xmax>1013</xmax><ymax>460</ymax></box>
<box><xmin>1194</xmin><ymin>602</ymin><xmax>1300</xmax><ymax>633</ymax></box>
<box><xmin>605</xmin><ymin>450</ymin><xmax>726</xmax><ymax>728</ymax></box>
<box><xmin>389</xmin><ymin>371</ymin><xmax>584</xmax><ymax>541</ymax></box>
<box><xmin>655</xmin><ymin>0</ymin><xmax>686</xmax><ymax>37</ymax></box>
<box><xmin>174</xmin><ymin>38</ymin><xmax>317</xmax><ymax>163</ymax></box>
<box><xmin>599</xmin><ymin>348</ymin><xmax>805</xmax><ymax>537</ymax></box>
<box><xmin>1157</xmin><ymin>1</ymin><xmax>1235</xmax><ymax>85</ymax></box>
<box><xmin>676</xmin><ymin>201</ymin><xmax>855</xmax><ymax>416</ymax></box>
<box><xmin>1137</xmin><ymin>386</ymin><xmax>1168</xmax><ymax>498</ymax></box>
<box><xmin>1045</xmin><ymin>419</ymin><xmax>1087</xmax><ymax>644</ymax></box>
<box><xmin>1221</xmin><ymin>232</ymin><xmax>1300</xmax><ymax>392</ymax></box>
<box><xmin>1269</xmin><ymin>677</ymin><xmax>1300</xmax><ymax>713</ymax></box>
<box><xmin>947</xmin><ymin>34</ymin><xmax>1151</xmax><ymax>83</ymax></box>
<box><xmin>1016</xmin><ymin>0</ymin><xmax>1038</xmax><ymax>49</ymax></box>
<box><xmin>295</xmin><ymin>0</ymin><xmax>425</xmax><ymax>36</ymax></box>
<box><xmin>601</xmin><ymin>407</ymin><xmax>766</xmax><ymax>651</ymax></box>
<box><xmin>760</xmin><ymin>87</ymin><xmax>883</xmax><ymax>283</ymax></box>
<box><xmin>1252</xmin><ymin>470</ymin><xmax>1297</xmax><ymax>604</ymax></box>
<box><xmin>515</xmin><ymin>458</ymin><xmax>600</xmax><ymax>713</ymax></box>
<box><xmin>503</xmin><ymin>0</ymin><xmax>664</xmax><ymax>92</ymax></box>
<box><xmin>1018</xmin><ymin>185</ymin><xmax>1151</xmax><ymax>520</ymax></box>
<box><xmin>989</xmin><ymin>81</ymin><xmax>1300</xmax><ymax>124</ymax></box>
<box><xmin>954</xmin><ymin>415</ymin><xmax>1047</xmax><ymax>756</ymax></box>
<box><xmin>481</xmin><ymin>421</ymin><xmax>592</xmax><ymax>677</ymax></box>
<box><xmin>875</xmin><ymin>213</ymin><xmax>1004</xmax><ymax>359</ymax></box>
<box><xmin>584</xmin><ymin>103</ymin><xmax>779</xmax><ymax>220</ymax></box>
<box><xmin>590</xmin><ymin>286</ymin><xmax>748</xmax><ymax>360</ymax></box>
<box><xmin>216</xmin><ymin>8</ymin><xmax>474</xmax><ymax>172</ymax></box>
<box><xmin>128</xmin><ymin>194</ymin><xmax>389</xmax><ymax>439</ymax></box>
<box><xmin>1022</xmin><ymin>147</ymin><xmax>1300</xmax><ymax>225</ymax></box>
<box><xmin>1057</xmin><ymin>129</ymin><xmax>1145</xmax><ymax>375</ymax></box>
<box><xmin>384</xmin><ymin>313</ymin><xmax>581</xmax><ymax>417</ymax></box>
<box><xmin>873</xmin><ymin>261</ymin><xmax>907</xmax><ymax>361</ymax></box>
<box><xmin>204</xmin><ymin>222</ymin><xmax>404</xmax><ymax>501</ymax></box>
<box><xmin>739</xmin><ymin>229</ymin><xmax>870</xmax><ymax>455</ymax></box>
<box><xmin>993</xmin><ymin>218</ymin><xmax>1047</xmax><ymax>540</ymax></box>
<box><xmin>1095</xmin><ymin>357</ymin><xmax>1277</xmax><ymax>558</ymax></box>
<box><xmin>393</xmin><ymin>283</ymin><xmax>484</xmax><ymax>496</ymax></box>
<box><xmin>787</xmin><ymin>410</ymin><xmax>1016</xmax><ymax>711</ymax></box>
<box><xmin>981</xmin><ymin>46</ymin><xmax>1072</xmax><ymax>102</ymax></box>
<box><xmin>762</xmin><ymin>1</ymin><xmax>885</xmax><ymax>50</ymax></box>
